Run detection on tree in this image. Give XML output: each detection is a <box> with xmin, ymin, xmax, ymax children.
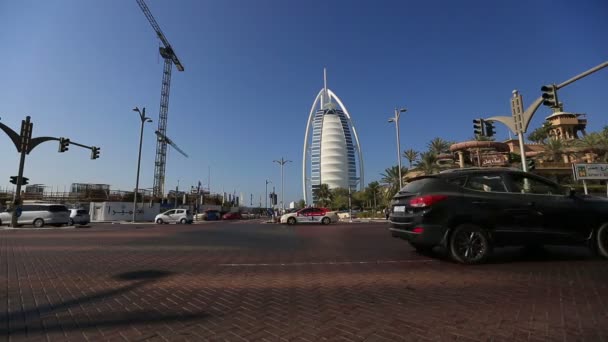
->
<box><xmin>428</xmin><ymin>137</ymin><xmax>451</xmax><ymax>155</ymax></box>
<box><xmin>542</xmin><ymin>138</ymin><xmax>567</xmax><ymax>162</ymax></box>
<box><xmin>296</xmin><ymin>199</ymin><xmax>306</xmax><ymax>209</ymax></box>
<box><xmin>415</xmin><ymin>152</ymin><xmax>439</xmax><ymax>175</ymax></box>
<box><xmin>313</xmin><ymin>184</ymin><xmax>333</xmax><ymax>207</ymax></box>
<box><xmin>471</xmin><ymin>135</ymin><xmax>495</xmax><ymax>142</ymax></box>
<box><xmin>330</xmin><ymin>188</ymin><xmax>350</xmax><ymax>210</ymax></box>
<box><xmin>573</xmin><ymin>132</ymin><xmax>608</xmax><ymax>162</ymax></box>
<box><xmin>380</xmin><ymin>165</ymin><xmax>408</xmax><ymax>202</ymax></box>
<box><xmin>527</xmin><ymin>121</ymin><xmax>552</xmax><ymax>143</ymax></box>
<box><xmin>403</xmin><ymin>149</ymin><xmax>419</xmax><ymax>168</ymax></box>
<box><xmin>366</xmin><ymin>181</ymin><xmax>381</xmax><ymax>209</ymax></box>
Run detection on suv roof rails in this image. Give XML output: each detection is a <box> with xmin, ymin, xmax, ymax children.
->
<box><xmin>439</xmin><ymin>167</ymin><xmax>521</xmax><ymax>174</ymax></box>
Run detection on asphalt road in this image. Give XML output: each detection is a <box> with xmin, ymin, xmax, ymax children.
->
<box><xmin>1</xmin><ymin>221</ymin><xmax>607</xmax><ymax>341</ymax></box>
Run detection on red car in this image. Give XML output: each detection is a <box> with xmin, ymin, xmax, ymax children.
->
<box><xmin>222</xmin><ymin>212</ymin><xmax>242</xmax><ymax>220</ymax></box>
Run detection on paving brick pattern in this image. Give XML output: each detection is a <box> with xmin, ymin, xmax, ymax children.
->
<box><xmin>1</xmin><ymin>222</ymin><xmax>607</xmax><ymax>341</ymax></box>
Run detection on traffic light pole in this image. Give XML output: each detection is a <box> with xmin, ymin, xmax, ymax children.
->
<box><xmin>12</xmin><ymin>132</ymin><xmax>28</xmax><ymax>227</ymax></box>
<box><xmin>0</xmin><ymin>115</ymin><xmax>100</xmax><ymax>227</ymax></box>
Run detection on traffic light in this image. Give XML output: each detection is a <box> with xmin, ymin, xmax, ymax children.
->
<box><xmin>484</xmin><ymin>121</ymin><xmax>495</xmax><ymax>137</ymax></box>
<box><xmin>527</xmin><ymin>159</ymin><xmax>536</xmax><ymax>171</ymax></box>
<box><xmin>59</xmin><ymin>137</ymin><xmax>70</xmax><ymax>152</ymax></box>
<box><xmin>541</xmin><ymin>84</ymin><xmax>559</xmax><ymax>108</ymax></box>
<box><xmin>90</xmin><ymin>146</ymin><xmax>100</xmax><ymax>160</ymax></box>
<box><xmin>9</xmin><ymin>176</ymin><xmax>29</xmax><ymax>185</ymax></box>
<box><xmin>473</xmin><ymin>118</ymin><xmax>486</xmax><ymax>136</ymax></box>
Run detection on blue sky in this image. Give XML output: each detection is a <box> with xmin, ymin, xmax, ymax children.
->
<box><xmin>1</xmin><ymin>0</ymin><xmax>607</xmax><ymax>205</ymax></box>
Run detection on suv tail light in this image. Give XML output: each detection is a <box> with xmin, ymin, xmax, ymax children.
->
<box><xmin>409</xmin><ymin>195</ymin><xmax>448</xmax><ymax>208</ymax></box>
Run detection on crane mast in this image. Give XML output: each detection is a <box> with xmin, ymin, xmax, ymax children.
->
<box><xmin>136</xmin><ymin>0</ymin><xmax>184</xmax><ymax>198</ymax></box>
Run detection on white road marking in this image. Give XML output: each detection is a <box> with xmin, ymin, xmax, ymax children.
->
<box><xmin>219</xmin><ymin>259</ymin><xmax>436</xmax><ymax>267</ymax></box>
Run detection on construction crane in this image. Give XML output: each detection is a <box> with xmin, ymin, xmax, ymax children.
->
<box><xmin>154</xmin><ymin>131</ymin><xmax>188</xmax><ymax>158</ymax></box>
<box><xmin>136</xmin><ymin>0</ymin><xmax>185</xmax><ymax>198</ymax></box>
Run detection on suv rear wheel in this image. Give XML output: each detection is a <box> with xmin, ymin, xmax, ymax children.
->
<box><xmin>449</xmin><ymin>224</ymin><xmax>491</xmax><ymax>264</ymax></box>
<box><xmin>593</xmin><ymin>224</ymin><xmax>608</xmax><ymax>259</ymax></box>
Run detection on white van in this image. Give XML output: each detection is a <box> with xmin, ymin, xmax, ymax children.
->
<box><xmin>0</xmin><ymin>204</ymin><xmax>70</xmax><ymax>228</ymax></box>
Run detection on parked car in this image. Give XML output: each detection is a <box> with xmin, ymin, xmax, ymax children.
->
<box><xmin>200</xmin><ymin>209</ymin><xmax>220</xmax><ymax>221</ymax></box>
<box><xmin>280</xmin><ymin>207</ymin><xmax>339</xmax><ymax>225</ymax></box>
<box><xmin>389</xmin><ymin>168</ymin><xmax>608</xmax><ymax>264</ymax></box>
<box><xmin>0</xmin><ymin>203</ymin><xmax>70</xmax><ymax>228</ymax></box>
<box><xmin>222</xmin><ymin>212</ymin><xmax>242</xmax><ymax>220</ymax></box>
<box><xmin>337</xmin><ymin>210</ymin><xmax>357</xmax><ymax>219</ymax></box>
<box><xmin>69</xmin><ymin>208</ymin><xmax>90</xmax><ymax>226</ymax></box>
<box><xmin>155</xmin><ymin>209</ymin><xmax>193</xmax><ymax>224</ymax></box>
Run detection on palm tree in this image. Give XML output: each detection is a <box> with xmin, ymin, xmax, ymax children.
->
<box><xmin>366</xmin><ymin>181</ymin><xmax>381</xmax><ymax>209</ymax></box>
<box><xmin>428</xmin><ymin>137</ymin><xmax>451</xmax><ymax>155</ymax></box>
<box><xmin>415</xmin><ymin>152</ymin><xmax>439</xmax><ymax>175</ymax></box>
<box><xmin>403</xmin><ymin>149</ymin><xmax>419</xmax><ymax>168</ymax></box>
<box><xmin>573</xmin><ymin>133</ymin><xmax>608</xmax><ymax>162</ymax></box>
<box><xmin>313</xmin><ymin>183</ymin><xmax>333</xmax><ymax>207</ymax></box>
<box><xmin>542</xmin><ymin>138</ymin><xmax>567</xmax><ymax>162</ymax></box>
<box><xmin>471</xmin><ymin>135</ymin><xmax>495</xmax><ymax>142</ymax></box>
<box><xmin>380</xmin><ymin>165</ymin><xmax>408</xmax><ymax>201</ymax></box>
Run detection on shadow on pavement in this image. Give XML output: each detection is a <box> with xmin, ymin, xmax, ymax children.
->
<box><xmin>408</xmin><ymin>246</ymin><xmax>596</xmax><ymax>265</ymax></box>
<box><xmin>486</xmin><ymin>246</ymin><xmax>595</xmax><ymax>264</ymax></box>
<box><xmin>0</xmin><ymin>269</ymin><xmax>208</xmax><ymax>336</ymax></box>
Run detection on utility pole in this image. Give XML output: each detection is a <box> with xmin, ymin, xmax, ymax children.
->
<box><xmin>388</xmin><ymin>108</ymin><xmax>406</xmax><ymax>189</ymax></box>
<box><xmin>132</xmin><ymin>107</ymin><xmax>152</xmax><ymax>223</ymax></box>
<box><xmin>273</xmin><ymin>158</ymin><xmax>292</xmax><ymax>211</ymax></box>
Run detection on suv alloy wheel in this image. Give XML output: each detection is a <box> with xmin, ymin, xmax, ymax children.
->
<box><xmin>449</xmin><ymin>224</ymin><xmax>491</xmax><ymax>264</ymax></box>
<box><xmin>593</xmin><ymin>224</ymin><xmax>608</xmax><ymax>259</ymax></box>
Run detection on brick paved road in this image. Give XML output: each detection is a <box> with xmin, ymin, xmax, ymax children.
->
<box><xmin>1</xmin><ymin>222</ymin><xmax>607</xmax><ymax>341</ymax></box>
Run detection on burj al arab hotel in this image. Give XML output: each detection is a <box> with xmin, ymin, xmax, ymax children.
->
<box><xmin>302</xmin><ymin>69</ymin><xmax>364</xmax><ymax>204</ymax></box>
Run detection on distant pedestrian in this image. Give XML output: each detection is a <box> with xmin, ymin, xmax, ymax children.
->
<box><xmin>385</xmin><ymin>208</ymin><xmax>390</xmax><ymax>220</ymax></box>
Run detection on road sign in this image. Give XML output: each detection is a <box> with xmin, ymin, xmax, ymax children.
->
<box><xmin>572</xmin><ymin>163</ymin><xmax>608</xmax><ymax>180</ymax></box>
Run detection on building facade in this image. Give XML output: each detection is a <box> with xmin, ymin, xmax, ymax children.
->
<box><xmin>302</xmin><ymin>70</ymin><xmax>363</xmax><ymax>204</ymax></box>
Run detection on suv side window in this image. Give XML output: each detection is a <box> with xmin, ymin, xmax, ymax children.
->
<box><xmin>464</xmin><ymin>174</ymin><xmax>507</xmax><ymax>193</ymax></box>
<box><xmin>446</xmin><ymin>176</ymin><xmax>467</xmax><ymax>187</ymax></box>
<box><xmin>508</xmin><ymin>174</ymin><xmax>561</xmax><ymax>195</ymax></box>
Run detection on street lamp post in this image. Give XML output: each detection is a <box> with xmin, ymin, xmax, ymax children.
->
<box><xmin>273</xmin><ymin>158</ymin><xmax>292</xmax><ymax>212</ymax></box>
<box><xmin>132</xmin><ymin>107</ymin><xmax>153</xmax><ymax>223</ymax></box>
<box><xmin>388</xmin><ymin>108</ymin><xmax>406</xmax><ymax>189</ymax></box>
<box><xmin>265</xmin><ymin>180</ymin><xmax>272</xmax><ymax>210</ymax></box>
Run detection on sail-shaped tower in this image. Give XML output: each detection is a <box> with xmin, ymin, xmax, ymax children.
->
<box><xmin>302</xmin><ymin>69</ymin><xmax>364</xmax><ymax>204</ymax></box>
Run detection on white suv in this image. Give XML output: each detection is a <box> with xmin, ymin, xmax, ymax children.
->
<box><xmin>0</xmin><ymin>204</ymin><xmax>70</xmax><ymax>228</ymax></box>
<box><xmin>155</xmin><ymin>209</ymin><xmax>193</xmax><ymax>224</ymax></box>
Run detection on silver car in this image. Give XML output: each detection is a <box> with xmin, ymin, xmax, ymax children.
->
<box><xmin>155</xmin><ymin>209</ymin><xmax>193</xmax><ymax>224</ymax></box>
<box><xmin>0</xmin><ymin>203</ymin><xmax>70</xmax><ymax>228</ymax></box>
<box><xmin>69</xmin><ymin>208</ymin><xmax>90</xmax><ymax>226</ymax></box>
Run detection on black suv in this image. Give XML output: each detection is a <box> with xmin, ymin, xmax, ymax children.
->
<box><xmin>389</xmin><ymin>168</ymin><xmax>608</xmax><ymax>264</ymax></box>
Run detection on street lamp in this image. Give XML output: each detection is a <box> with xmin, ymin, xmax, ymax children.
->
<box><xmin>388</xmin><ymin>107</ymin><xmax>406</xmax><ymax>189</ymax></box>
<box><xmin>132</xmin><ymin>107</ymin><xmax>153</xmax><ymax>223</ymax></box>
<box><xmin>265</xmin><ymin>179</ymin><xmax>272</xmax><ymax>210</ymax></box>
<box><xmin>273</xmin><ymin>158</ymin><xmax>292</xmax><ymax>212</ymax></box>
